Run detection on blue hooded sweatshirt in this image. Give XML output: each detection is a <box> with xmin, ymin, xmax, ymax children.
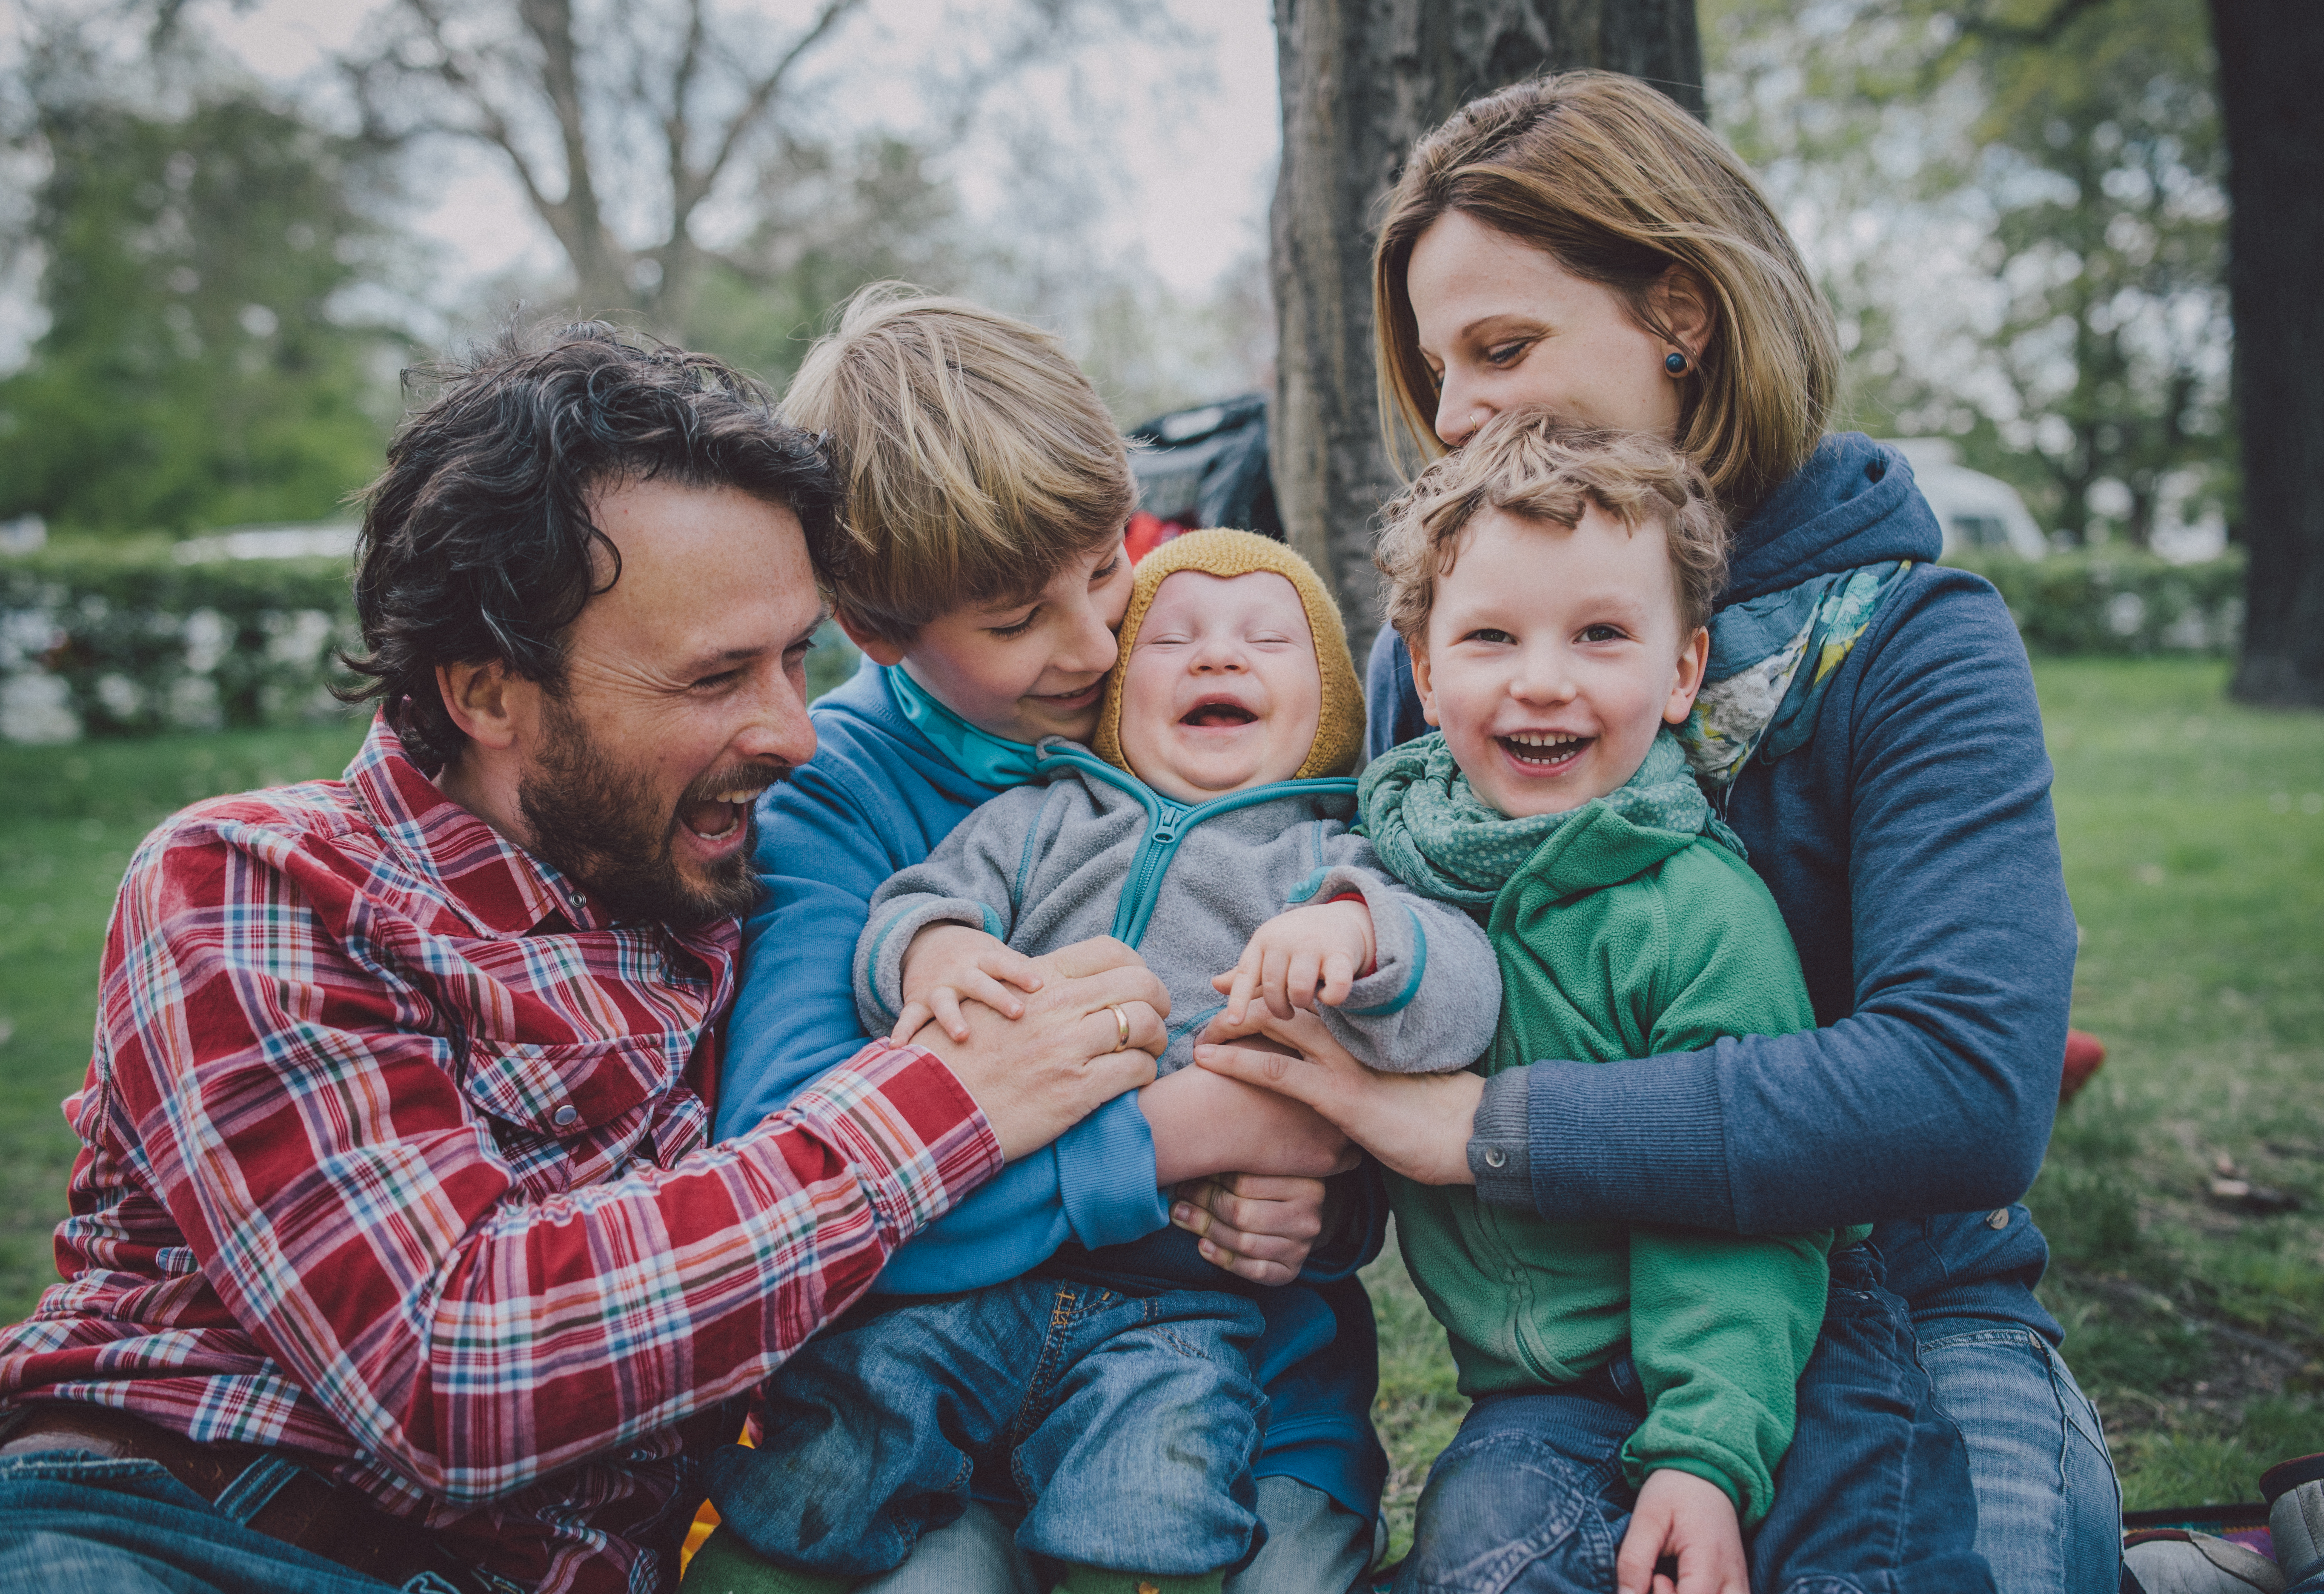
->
<box><xmin>1367</xmin><ymin>433</ymin><xmax>2070</xmax><ymax>1337</ymax></box>
<box><xmin>720</xmin><ymin>659</ymin><xmax>1388</xmax><ymax>1517</ymax></box>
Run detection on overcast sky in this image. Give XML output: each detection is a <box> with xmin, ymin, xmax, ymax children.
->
<box><xmin>201</xmin><ymin>0</ymin><xmax>1283</xmax><ymax>309</ymax></box>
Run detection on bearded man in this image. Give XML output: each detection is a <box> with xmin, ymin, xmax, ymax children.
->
<box><xmin>0</xmin><ymin>326</ymin><xmax>1167</xmax><ymax>1594</ymax></box>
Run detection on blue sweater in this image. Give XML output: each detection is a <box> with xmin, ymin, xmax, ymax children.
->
<box><xmin>1371</xmin><ymin>434</ymin><xmax>2071</xmax><ymax>1337</ymax></box>
<box><xmin>720</xmin><ymin>660</ymin><xmax>1388</xmax><ymax>1515</ymax></box>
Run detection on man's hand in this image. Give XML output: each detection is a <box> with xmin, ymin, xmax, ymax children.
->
<box><xmin>1211</xmin><ymin>900</ymin><xmax>1375</xmax><ymax>1023</ymax></box>
<box><xmin>909</xmin><ymin>936</ymin><xmax>1167</xmax><ymax>1162</ymax></box>
<box><xmin>890</xmin><ymin>922</ymin><xmax>1045</xmax><ymax>1043</ymax></box>
<box><xmin>1169</xmin><ymin>1173</ymin><xmax>1332</xmax><ymax>1286</ymax></box>
<box><xmin>1138</xmin><ymin>1061</ymin><xmax>1357</xmax><ymax>1185</ymax></box>
<box><xmin>1616</xmin><ymin>1469</ymin><xmax>1748</xmax><ymax>1594</ymax></box>
<box><xmin>1194</xmin><ymin>1006</ymin><xmax>1483</xmax><ymax>1187</ymax></box>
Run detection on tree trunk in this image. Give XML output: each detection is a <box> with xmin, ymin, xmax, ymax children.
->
<box><xmin>2214</xmin><ymin>0</ymin><xmax>2324</xmax><ymax>706</ymax></box>
<box><xmin>1268</xmin><ymin>0</ymin><xmax>1703</xmax><ymax>655</ymax></box>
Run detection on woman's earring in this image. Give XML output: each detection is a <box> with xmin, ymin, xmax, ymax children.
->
<box><xmin>1664</xmin><ymin>351</ymin><xmax>1689</xmax><ymax>376</ymax></box>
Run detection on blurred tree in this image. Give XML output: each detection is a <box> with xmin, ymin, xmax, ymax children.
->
<box><xmin>1709</xmin><ymin>0</ymin><xmax>2229</xmax><ymax>551</ymax></box>
<box><xmin>0</xmin><ymin>44</ymin><xmax>400</xmax><ymax>536</ymax></box>
<box><xmin>340</xmin><ymin>0</ymin><xmax>1156</xmax><ymax>347</ymax></box>
<box><xmin>2212</xmin><ymin>0</ymin><xmax>2324</xmax><ymax>706</ymax></box>
<box><xmin>1269</xmin><ymin>0</ymin><xmax>1704</xmax><ymax>647</ymax></box>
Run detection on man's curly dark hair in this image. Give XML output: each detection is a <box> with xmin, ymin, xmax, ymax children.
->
<box><xmin>338</xmin><ymin>321</ymin><xmax>841</xmax><ymax>774</ymax></box>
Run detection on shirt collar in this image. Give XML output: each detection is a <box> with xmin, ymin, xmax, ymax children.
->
<box><xmin>345</xmin><ymin>712</ymin><xmax>600</xmax><ymax>937</ymax></box>
<box><xmin>883</xmin><ymin>664</ymin><xmax>1045</xmax><ymax>789</ymax></box>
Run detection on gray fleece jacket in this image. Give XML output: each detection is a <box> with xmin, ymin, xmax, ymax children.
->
<box><xmin>856</xmin><ymin>739</ymin><xmax>1500</xmax><ymax>1076</ymax></box>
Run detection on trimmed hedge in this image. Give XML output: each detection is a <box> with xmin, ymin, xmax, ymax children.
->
<box><xmin>0</xmin><ymin>540</ymin><xmax>2248</xmax><ymax>743</ymax></box>
<box><xmin>1946</xmin><ymin>547</ymin><xmax>2244</xmax><ymax>657</ymax></box>
<box><xmin>1</xmin><ymin>542</ymin><xmax>361</xmax><ymax>742</ymax></box>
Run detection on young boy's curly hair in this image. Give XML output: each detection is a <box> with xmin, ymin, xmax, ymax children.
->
<box><xmin>784</xmin><ymin>284</ymin><xmax>1132</xmax><ymax>642</ymax></box>
<box><xmin>1374</xmin><ymin>411</ymin><xmax>1729</xmax><ymax>647</ymax></box>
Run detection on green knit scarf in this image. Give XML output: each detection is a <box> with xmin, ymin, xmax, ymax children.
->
<box><xmin>1358</xmin><ymin>728</ymin><xmax>1744</xmax><ymax>906</ymax></box>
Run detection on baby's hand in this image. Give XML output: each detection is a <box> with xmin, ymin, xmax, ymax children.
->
<box><xmin>1615</xmin><ymin>1469</ymin><xmax>1747</xmax><ymax>1594</ymax></box>
<box><xmin>1211</xmin><ymin>899</ymin><xmax>1374</xmax><ymax>1024</ymax></box>
<box><xmin>892</xmin><ymin>923</ymin><xmax>1045</xmax><ymax>1044</ymax></box>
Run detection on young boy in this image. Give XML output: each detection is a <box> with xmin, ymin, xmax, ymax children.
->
<box><xmin>1360</xmin><ymin>415</ymin><xmax>1856</xmax><ymax>1594</ymax></box>
<box><xmin>701</xmin><ymin>290</ymin><xmax>1445</xmax><ymax>1593</ymax></box>
<box><xmin>715</xmin><ymin>530</ymin><xmax>1500</xmax><ymax>1594</ymax></box>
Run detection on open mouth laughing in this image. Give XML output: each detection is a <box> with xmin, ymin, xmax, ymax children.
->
<box><xmin>1181</xmin><ymin>694</ymin><xmax>1259</xmax><ymax>729</ymax></box>
<box><xmin>1497</xmin><ymin>730</ymin><xmax>1593</xmax><ymax>774</ymax></box>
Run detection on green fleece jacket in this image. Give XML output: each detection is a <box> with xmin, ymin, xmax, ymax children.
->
<box><xmin>1385</xmin><ymin>797</ymin><xmax>1831</xmax><ymax>1528</ymax></box>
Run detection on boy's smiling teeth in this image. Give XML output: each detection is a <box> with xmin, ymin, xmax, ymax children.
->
<box><xmin>1500</xmin><ymin>731</ymin><xmax>1589</xmax><ymax>768</ymax></box>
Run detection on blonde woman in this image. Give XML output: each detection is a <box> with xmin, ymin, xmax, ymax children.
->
<box><xmin>1197</xmin><ymin>73</ymin><xmax>2118</xmax><ymax>1594</ymax></box>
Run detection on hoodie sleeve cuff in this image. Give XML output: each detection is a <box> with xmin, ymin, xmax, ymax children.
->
<box><xmin>855</xmin><ymin>896</ymin><xmax>1007</xmax><ymax>1032</ymax></box>
<box><xmin>1057</xmin><ymin>1091</ymin><xmax>1170</xmax><ymax>1250</ymax></box>
<box><xmin>1468</xmin><ymin>1066</ymin><xmax>1534</xmax><ymax>1209</ymax></box>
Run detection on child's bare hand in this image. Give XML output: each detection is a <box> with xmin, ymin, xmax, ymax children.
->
<box><xmin>892</xmin><ymin>923</ymin><xmax>1044</xmax><ymax>1044</ymax></box>
<box><xmin>1211</xmin><ymin>900</ymin><xmax>1375</xmax><ymax>1023</ymax></box>
<box><xmin>1616</xmin><ymin>1469</ymin><xmax>1747</xmax><ymax>1594</ymax></box>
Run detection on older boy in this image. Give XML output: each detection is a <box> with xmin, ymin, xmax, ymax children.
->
<box><xmin>702</xmin><ymin>292</ymin><xmax>1400</xmax><ymax>1593</ymax></box>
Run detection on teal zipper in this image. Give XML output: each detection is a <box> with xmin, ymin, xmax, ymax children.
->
<box><xmin>1030</xmin><ymin>744</ymin><xmax>1358</xmax><ymax>950</ymax></box>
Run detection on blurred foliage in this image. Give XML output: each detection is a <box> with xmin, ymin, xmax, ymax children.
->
<box><xmin>0</xmin><ymin>32</ymin><xmax>405</xmax><ymax>536</ymax></box>
<box><xmin>1705</xmin><ymin>0</ymin><xmax>2230</xmax><ymax>550</ymax></box>
<box><xmin>0</xmin><ymin>542</ymin><xmax>358</xmax><ymax>737</ymax></box>
<box><xmin>1948</xmin><ymin>547</ymin><xmax>2244</xmax><ymax>654</ymax></box>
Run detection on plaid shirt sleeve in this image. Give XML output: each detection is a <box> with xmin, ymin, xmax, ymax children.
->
<box><xmin>44</xmin><ymin>786</ymin><xmax>1002</xmax><ymax>1508</ymax></box>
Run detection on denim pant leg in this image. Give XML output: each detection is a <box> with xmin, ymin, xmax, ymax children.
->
<box><xmin>0</xmin><ymin>1453</ymin><xmax>398</xmax><ymax>1594</ymax></box>
<box><xmin>709</xmin><ymin>1279</ymin><xmax>1059</xmax><ymax>1577</ymax></box>
<box><xmin>857</xmin><ymin>1501</ymin><xmax>1042</xmax><ymax>1594</ymax></box>
<box><xmin>1227</xmin><ymin>1476</ymin><xmax>1377</xmax><ymax>1594</ymax></box>
<box><xmin>1394</xmin><ymin>1364</ymin><xmax>1646</xmax><ymax>1594</ymax></box>
<box><xmin>1750</xmin><ymin>1247</ymin><xmax>1998</xmax><ymax>1594</ymax></box>
<box><xmin>1916</xmin><ymin>1317</ymin><xmax>2123</xmax><ymax>1594</ymax></box>
<box><xmin>859</xmin><ymin>1460</ymin><xmax>1369</xmax><ymax>1593</ymax></box>
<box><xmin>1010</xmin><ymin>1283</ymin><xmax>1269</xmax><ymax>1578</ymax></box>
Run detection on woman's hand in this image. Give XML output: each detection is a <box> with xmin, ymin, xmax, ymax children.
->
<box><xmin>1194</xmin><ymin>1007</ymin><xmax>1484</xmax><ymax>1187</ymax></box>
<box><xmin>1169</xmin><ymin>1173</ymin><xmax>1329</xmax><ymax>1286</ymax></box>
<box><xmin>1140</xmin><ymin>1062</ymin><xmax>1357</xmax><ymax>1186</ymax></box>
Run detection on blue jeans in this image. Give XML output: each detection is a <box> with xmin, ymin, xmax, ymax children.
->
<box><xmin>709</xmin><ymin>1273</ymin><xmax>1269</xmax><ymax>1580</ymax></box>
<box><xmin>1397</xmin><ymin>1249</ymin><xmax>1995</xmax><ymax>1594</ymax></box>
<box><xmin>1917</xmin><ymin>1316</ymin><xmax>2122</xmax><ymax>1594</ymax></box>
<box><xmin>0</xmin><ymin>1450</ymin><xmax>398</xmax><ymax>1593</ymax></box>
<box><xmin>1751</xmin><ymin>1248</ymin><xmax>1997</xmax><ymax>1594</ymax></box>
<box><xmin>856</xmin><ymin>1475</ymin><xmax>1375</xmax><ymax>1594</ymax></box>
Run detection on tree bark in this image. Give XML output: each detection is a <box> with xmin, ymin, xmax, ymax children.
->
<box><xmin>2213</xmin><ymin>0</ymin><xmax>2324</xmax><ymax>706</ymax></box>
<box><xmin>1269</xmin><ymin>0</ymin><xmax>1703</xmax><ymax>654</ymax></box>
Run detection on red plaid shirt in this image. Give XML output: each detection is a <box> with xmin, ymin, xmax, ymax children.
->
<box><xmin>0</xmin><ymin>715</ymin><xmax>1002</xmax><ymax>1592</ymax></box>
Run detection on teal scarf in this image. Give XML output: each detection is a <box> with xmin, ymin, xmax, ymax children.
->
<box><xmin>1359</xmin><ymin>729</ymin><xmax>1742</xmax><ymax>907</ymax></box>
<box><xmin>884</xmin><ymin>664</ymin><xmax>1045</xmax><ymax>788</ymax></box>
<box><xmin>1677</xmin><ymin>562</ymin><xmax>1912</xmax><ymax>790</ymax></box>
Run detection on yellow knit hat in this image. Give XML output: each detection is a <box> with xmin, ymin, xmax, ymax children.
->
<box><xmin>1092</xmin><ymin>528</ymin><xmax>1366</xmax><ymax>781</ymax></box>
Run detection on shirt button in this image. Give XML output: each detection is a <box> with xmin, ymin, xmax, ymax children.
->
<box><xmin>552</xmin><ymin>1105</ymin><xmax>580</xmax><ymax>1128</ymax></box>
<box><xmin>1482</xmin><ymin>1147</ymin><xmax>1508</xmax><ymax>1169</ymax></box>
<box><xmin>1986</xmin><ymin>1208</ymin><xmax>2010</xmax><ymax>1230</ymax></box>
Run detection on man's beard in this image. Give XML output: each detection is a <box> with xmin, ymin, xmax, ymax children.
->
<box><xmin>517</xmin><ymin>694</ymin><xmax>789</xmax><ymax>932</ymax></box>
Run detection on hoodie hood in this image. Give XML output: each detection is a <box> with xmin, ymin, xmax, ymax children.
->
<box><xmin>1724</xmin><ymin>433</ymin><xmax>1943</xmax><ymax>604</ymax></box>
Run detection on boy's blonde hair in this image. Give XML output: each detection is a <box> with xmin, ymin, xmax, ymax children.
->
<box><xmin>1372</xmin><ymin>71</ymin><xmax>1840</xmax><ymax>516</ymax></box>
<box><xmin>1376</xmin><ymin>413</ymin><xmax>1728</xmax><ymax>647</ymax></box>
<box><xmin>783</xmin><ymin>284</ymin><xmax>1133</xmax><ymax>641</ymax></box>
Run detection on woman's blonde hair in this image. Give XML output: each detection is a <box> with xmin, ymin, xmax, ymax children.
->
<box><xmin>783</xmin><ymin>283</ymin><xmax>1132</xmax><ymax>642</ymax></box>
<box><xmin>1375</xmin><ymin>413</ymin><xmax>1728</xmax><ymax>647</ymax></box>
<box><xmin>1372</xmin><ymin>71</ymin><xmax>1839</xmax><ymax>516</ymax></box>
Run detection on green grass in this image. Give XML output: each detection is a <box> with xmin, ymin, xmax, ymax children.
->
<box><xmin>2</xmin><ymin>657</ymin><xmax>2319</xmax><ymax>1546</ymax></box>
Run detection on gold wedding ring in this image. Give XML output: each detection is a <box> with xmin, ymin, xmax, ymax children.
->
<box><xmin>1108</xmin><ymin>1004</ymin><xmax>1131</xmax><ymax>1053</ymax></box>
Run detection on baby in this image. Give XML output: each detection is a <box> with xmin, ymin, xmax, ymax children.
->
<box><xmin>733</xmin><ymin>530</ymin><xmax>1498</xmax><ymax>1594</ymax></box>
<box><xmin>1359</xmin><ymin>416</ymin><xmax>1850</xmax><ymax>1594</ymax></box>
